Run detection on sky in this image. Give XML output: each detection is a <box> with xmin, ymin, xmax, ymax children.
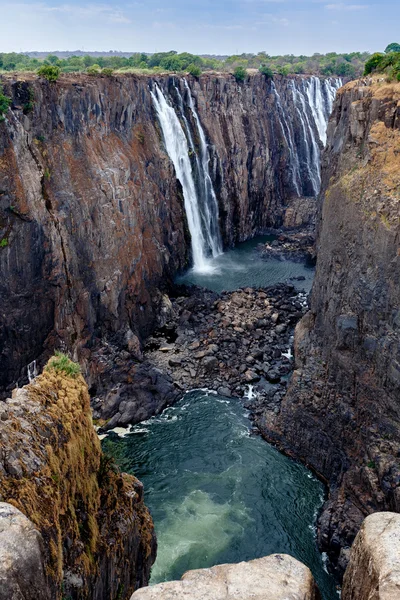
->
<box><xmin>1</xmin><ymin>0</ymin><xmax>399</xmax><ymax>56</ymax></box>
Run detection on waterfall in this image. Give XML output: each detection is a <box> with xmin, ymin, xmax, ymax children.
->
<box><xmin>151</xmin><ymin>83</ymin><xmax>222</xmax><ymax>272</ymax></box>
<box><xmin>27</xmin><ymin>359</ymin><xmax>37</xmax><ymax>382</ymax></box>
<box><xmin>304</xmin><ymin>77</ymin><xmax>342</xmax><ymax>145</ymax></box>
<box><xmin>272</xmin><ymin>76</ymin><xmax>341</xmax><ymax>197</ymax></box>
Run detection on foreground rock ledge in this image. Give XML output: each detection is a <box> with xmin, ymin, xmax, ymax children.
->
<box><xmin>131</xmin><ymin>554</ymin><xmax>320</xmax><ymax>600</ymax></box>
<box><xmin>342</xmin><ymin>512</ymin><xmax>400</xmax><ymax>600</ymax></box>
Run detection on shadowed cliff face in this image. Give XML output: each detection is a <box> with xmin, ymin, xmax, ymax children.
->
<box><xmin>257</xmin><ymin>78</ymin><xmax>400</xmax><ymax>575</ymax></box>
<box><xmin>0</xmin><ymin>72</ymin><xmax>335</xmax><ymax>393</ymax></box>
<box><xmin>0</xmin><ymin>75</ymin><xmax>189</xmax><ymax>392</ymax></box>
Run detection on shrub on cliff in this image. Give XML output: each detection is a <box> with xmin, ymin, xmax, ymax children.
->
<box><xmin>37</xmin><ymin>65</ymin><xmax>60</xmax><ymax>82</ymax></box>
<box><xmin>101</xmin><ymin>67</ymin><xmax>114</xmax><ymax>77</ymax></box>
<box><xmin>187</xmin><ymin>63</ymin><xmax>201</xmax><ymax>78</ymax></box>
<box><xmin>259</xmin><ymin>64</ymin><xmax>273</xmax><ymax>79</ymax></box>
<box><xmin>45</xmin><ymin>351</ymin><xmax>81</xmax><ymax>378</ymax></box>
<box><xmin>0</xmin><ymin>86</ymin><xmax>11</xmax><ymax>122</ymax></box>
<box><xmin>233</xmin><ymin>66</ymin><xmax>247</xmax><ymax>82</ymax></box>
<box><xmin>86</xmin><ymin>64</ymin><xmax>101</xmax><ymax>75</ymax></box>
<box><xmin>364</xmin><ymin>53</ymin><xmax>385</xmax><ymax>75</ymax></box>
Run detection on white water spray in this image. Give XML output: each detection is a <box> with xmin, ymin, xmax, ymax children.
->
<box><xmin>27</xmin><ymin>360</ymin><xmax>37</xmax><ymax>383</ymax></box>
<box><xmin>151</xmin><ymin>84</ymin><xmax>221</xmax><ymax>273</ymax></box>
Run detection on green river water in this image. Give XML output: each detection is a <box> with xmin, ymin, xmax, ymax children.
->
<box><xmin>102</xmin><ymin>236</ymin><xmax>338</xmax><ymax>598</ymax></box>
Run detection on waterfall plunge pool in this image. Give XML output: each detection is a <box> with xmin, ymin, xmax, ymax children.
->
<box><xmin>175</xmin><ymin>234</ymin><xmax>315</xmax><ymax>293</ymax></box>
<box><xmin>103</xmin><ymin>391</ymin><xmax>338</xmax><ymax>599</ymax></box>
<box><xmin>102</xmin><ymin>237</ymin><xmax>338</xmax><ymax>598</ymax></box>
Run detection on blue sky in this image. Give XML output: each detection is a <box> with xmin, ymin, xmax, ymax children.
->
<box><xmin>1</xmin><ymin>0</ymin><xmax>398</xmax><ymax>55</ymax></box>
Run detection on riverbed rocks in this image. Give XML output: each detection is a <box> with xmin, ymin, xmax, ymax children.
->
<box><xmin>342</xmin><ymin>512</ymin><xmax>400</xmax><ymax>599</ymax></box>
<box><xmin>130</xmin><ymin>554</ymin><xmax>320</xmax><ymax>600</ymax></box>
<box><xmin>144</xmin><ymin>283</ymin><xmax>307</xmax><ymax>407</ymax></box>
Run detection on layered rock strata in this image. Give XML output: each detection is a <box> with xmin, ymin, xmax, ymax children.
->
<box><xmin>0</xmin><ymin>72</ymin><xmax>329</xmax><ymax>394</ymax></box>
<box><xmin>130</xmin><ymin>554</ymin><xmax>320</xmax><ymax>600</ymax></box>
<box><xmin>258</xmin><ymin>78</ymin><xmax>400</xmax><ymax>574</ymax></box>
<box><xmin>0</xmin><ymin>357</ymin><xmax>156</xmax><ymax>599</ymax></box>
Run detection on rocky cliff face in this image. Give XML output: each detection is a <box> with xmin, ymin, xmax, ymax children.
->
<box><xmin>0</xmin><ymin>72</ymin><xmax>332</xmax><ymax>395</ymax></box>
<box><xmin>257</xmin><ymin>78</ymin><xmax>400</xmax><ymax>574</ymax></box>
<box><xmin>0</xmin><ymin>356</ymin><xmax>156</xmax><ymax>599</ymax></box>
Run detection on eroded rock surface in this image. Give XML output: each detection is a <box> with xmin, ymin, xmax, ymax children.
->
<box><xmin>130</xmin><ymin>554</ymin><xmax>320</xmax><ymax>600</ymax></box>
<box><xmin>257</xmin><ymin>78</ymin><xmax>400</xmax><ymax>575</ymax></box>
<box><xmin>342</xmin><ymin>512</ymin><xmax>400</xmax><ymax>599</ymax></box>
<box><xmin>0</xmin><ymin>358</ymin><xmax>156</xmax><ymax>600</ymax></box>
<box><xmin>0</xmin><ymin>503</ymin><xmax>49</xmax><ymax>600</ymax></box>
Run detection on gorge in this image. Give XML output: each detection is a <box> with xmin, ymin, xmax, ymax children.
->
<box><xmin>0</xmin><ymin>70</ymin><xmax>399</xmax><ymax>599</ymax></box>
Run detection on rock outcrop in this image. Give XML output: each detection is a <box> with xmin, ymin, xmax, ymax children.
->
<box><xmin>342</xmin><ymin>512</ymin><xmax>400</xmax><ymax>599</ymax></box>
<box><xmin>0</xmin><ymin>355</ymin><xmax>156</xmax><ymax>599</ymax></box>
<box><xmin>0</xmin><ymin>72</ymin><xmax>332</xmax><ymax>396</ymax></box>
<box><xmin>257</xmin><ymin>78</ymin><xmax>400</xmax><ymax>574</ymax></box>
<box><xmin>0</xmin><ymin>503</ymin><xmax>49</xmax><ymax>600</ymax></box>
<box><xmin>130</xmin><ymin>554</ymin><xmax>320</xmax><ymax>600</ymax></box>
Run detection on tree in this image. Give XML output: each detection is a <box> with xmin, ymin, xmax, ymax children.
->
<box><xmin>46</xmin><ymin>55</ymin><xmax>59</xmax><ymax>65</ymax></box>
<box><xmin>0</xmin><ymin>86</ymin><xmax>11</xmax><ymax>122</ymax></box>
<box><xmin>233</xmin><ymin>66</ymin><xmax>247</xmax><ymax>82</ymax></box>
<box><xmin>259</xmin><ymin>64</ymin><xmax>273</xmax><ymax>78</ymax></box>
<box><xmin>385</xmin><ymin>43</ymin><xmax>400</xmax><ymax>54</ymax></box>
<box><xmin>363</xmin><ymin>53</ymin><xmax>385</xmax><ymax>75</ymax></box>
<box><xmin>37</xmin><ymin>65</ymin><xmax>60</xmax><ymax>82</ymax></box>
<box><xmin>187</xmin><ymin>63</ymin><xmax>201</xmax><ymax>78</ymax></box>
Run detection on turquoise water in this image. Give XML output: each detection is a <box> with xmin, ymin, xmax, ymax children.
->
<box><xmin>103</xmin><ymin>392</ymin><xmax>338</xmax><ymax>598</ymax></box>
<box><xmin>102</xmin><ymin>238</ymin><xmax>338</xmax><ymax>597</ymax></box>
<box><xmin>175</xmin><ymin>235</ymin><xmax>315</xmax><ymax>293</ymax></box>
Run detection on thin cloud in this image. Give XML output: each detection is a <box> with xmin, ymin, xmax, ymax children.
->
<box><xmin>325</xmin><ymin>3</ymin><xmax>368</xmax><ymax>10</ymax></box>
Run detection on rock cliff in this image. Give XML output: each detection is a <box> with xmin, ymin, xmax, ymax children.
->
<box><xmin>257</xmin><ymin>78</ymin><xmax>400</xmax><ymax>574</ymax></box>
<box><xmin>0</xmin><ymin>72</ymin><xmax>332</xmax><ymax>396</ymax></box>
<box><xmin>0</xmin><ymin>355</ymin><xmax>156</xmax><ymax>599</ymax></box>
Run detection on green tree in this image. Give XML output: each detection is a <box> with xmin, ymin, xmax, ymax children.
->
<box><xmin>37</xmin><ymin>65</ymin><xmax>61</xmax><ymax>82</ymax></box>
<box><xmin>385</xmin><ymin>43</ymin><xmax>400</xmax><ymax>54</ymax></box>
<box><xmin>364</xmin><ymin>53</ymin><xmax>385</xmax><ymax>75</ymax></box>
<box><xmin>0</xmin><ymin>86</ymin><xmax>11</xmax><ymax>122</ymax></box>
<box><xmin>259</xmin><ymin>64</ymin><xmax>273</xmax><ymax>78</ymax></box>
<box><xmin>187</xmin><ymin>63</ymin><xmax>201</xmax><ymax>78</ymax></box>
<box><xmin>46</xmin><ymin>55</ymin><xmax>59</xmax><ymax>65</ymax></box>
<box><xmin>233</xmin><ymin>66</ymin><xmax>247</xmax><ymax>82</ymax></box>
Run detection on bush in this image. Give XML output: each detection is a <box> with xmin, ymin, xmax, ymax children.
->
<box><xmin>233</xmin><ymin>66</ymin><xmax>247</xmax><ymax>82</ymax></box>
<box><xmin>45</xmin><ymin>351</ymin><xmax>81</xmax><ymax>378</ymax></box>
<box><xmin>259</xmin><ymin>64</ymin><xmax>273</xmax><ymax>79</ymax></box>
<box><xmin>37</xmin><ymin>65</ymin><xmax>60</xmax><ymax>82</ymax></box>
<box><xmin>364</xmin><ymin>53</ymin><xmax>385</xmax><ymax>75</ymax></box>
<box><xmin>187</xmin><ymin>63</ymin><xmax>201</xmax><ymax>78</ymax></box>
<box><xmin>101</xmin><ymin>68</ymin><xmax>114</xmax><ymax>77</ymax></box>
<box><xmin>0</xmin><ymin>86</ymin><xmax>11</xmax><ymax>122</ymax></box>
<box><xmin>86</xmin><ymin>64</ymin><xmax>101</xmax><ymax>76</ymax></box>
<box><xmin>385</xmin><ymin>43</ymin><xmax>400</xmax><ymax>54</ymax></box>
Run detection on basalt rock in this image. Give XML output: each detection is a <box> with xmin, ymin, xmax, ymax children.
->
<box><xmin>257</xmin><ymin>78</ymin><xmax>400</xmax><ymax>576</ymax></box>
<box><xmin>130</xmin><ymin>554</ymin><xmax>320</xmax><ymax>600</ymax></box>
<box><xmin>342</xmin><ymin>512</ymin><xmax>400</xmax><ymax>600</ymax></box>
<box><xmin>0</xmin><ymin>357</ymin><xmax>156</xmax><ymax>599</ymax></box>
<box><xmin>0</xmin><ymin>72</ymin><xmax>333</xmax><ymax>396</ymax></box>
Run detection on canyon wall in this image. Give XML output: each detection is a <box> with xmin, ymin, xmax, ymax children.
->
<box><xmin>258</xmin><ymin>78</ymin><xmax>400</xmax><ymax>574</ymax></box>
<box><xmin>0</xmin><ymin>72</ymin><xmax>333</xmax><ymax>394</ymax></box>
<box><xmin>0</xmin><ymin>355</ymin><xmax>156</xmax><ymax>599</ymax></box>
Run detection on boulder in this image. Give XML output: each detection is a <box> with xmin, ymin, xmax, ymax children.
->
<box><xmin>342</xmin><ymin>512</ymin><xmax>400</xmax><ymax>600</ymax></box>
<box><xmin>0</xmin><ymin>503</ymin><xmax>50</xmax><ymax>600</ymax></box>
<box><xmin>130</xmin><ymin>554</ymin><xmax>320</xmax><ymax>599</ymax></box>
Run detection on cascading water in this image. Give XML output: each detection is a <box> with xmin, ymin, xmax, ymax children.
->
<box><xmin>151</xmin><ymin>83</ymin><xmax>222</xmax><ymax>272</ymax></box>
<box><xmin>272</xmin><ymin>77</ymin><xmax>341</xmax><ymax>197</ymax></box>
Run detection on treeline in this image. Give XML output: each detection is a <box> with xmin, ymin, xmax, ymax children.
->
<box><xmin>0</xmin><ymin>49</ymin><xmax>371</xmax><ymax>77</ymax></box>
